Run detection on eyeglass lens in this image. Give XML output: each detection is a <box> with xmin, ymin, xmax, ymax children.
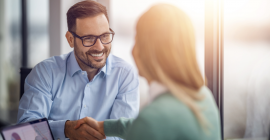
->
<box><xmin>83</xmin><ymin>33</ymin><xmax>113</xmax><ymax>46</ymax></box>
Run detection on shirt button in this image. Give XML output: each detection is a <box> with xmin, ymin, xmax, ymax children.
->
<box><xmin>84</xmin><ymin>105</ymin><xmax>86</xmax><ymax>108</ymax></box>
<box><xmin>87</xmin><ymin>84</ymin><xmax>89</xmax><ymax>87</ymax></box>
<box><xmin>82</xmin><ymin>72</ymin><xmax>84</xmax><ymax>75</ymax></box>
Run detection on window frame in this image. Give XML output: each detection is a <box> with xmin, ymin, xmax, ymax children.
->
<box><xmin>205</xmin><ymin>0</ymin><xmax>224</xmax><ymax>139</ymax></box>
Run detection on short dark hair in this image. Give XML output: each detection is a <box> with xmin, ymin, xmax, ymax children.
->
<box><xmin>67</xmin><ymin>0</ymin><xmax>109</xmax><ymax>32</ymax></box>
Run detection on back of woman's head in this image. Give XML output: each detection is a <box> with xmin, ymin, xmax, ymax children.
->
<box><xmin>135</xmin><ymin>4</ymin><xmax>206</xmax><ymax>127</ymax></box>
<box><xmin>136</xmin><ymin>4</ymin><xmax>204</xmax><ymax>96</ymax></box>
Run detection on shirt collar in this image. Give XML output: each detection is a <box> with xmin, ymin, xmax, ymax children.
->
<box><xmin>105</xmin><ymin>54</ymin><xmax>112</xmax><ymax>75</ymax></box>
<box><xmin>68</xmin><ymin>51</ymin><xmax>112</xmax><ymax>77</ymax></box>
<box><xmin>99</xmin><ymin>63</ymin><xmax>107</xmax><ymax>78</ymax></box>
<box><xmin>69</xmin><ymin>51</ymin><xmax>82</xmax><ymax>77</ymax></box>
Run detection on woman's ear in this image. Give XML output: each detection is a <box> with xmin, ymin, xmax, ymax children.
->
<box><xmin>66</xmin><ymin>31</ymin><xmax>74</xmax><ymax>48</ymax></box>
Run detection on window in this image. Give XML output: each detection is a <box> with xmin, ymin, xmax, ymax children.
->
<box><xmin>224</xmin><ymin>0</ymin><xmax>270</xmax><ymax>139</ymax></box>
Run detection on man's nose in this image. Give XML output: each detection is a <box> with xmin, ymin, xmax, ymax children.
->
<box><xmin>92</xmin><ymin>38</ymin><xmax>104</xmax><ymax>51</ymax></box>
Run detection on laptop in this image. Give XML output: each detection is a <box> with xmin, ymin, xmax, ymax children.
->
<box><xmin>1</xmin><ymin>118</ymin><xmax>54</xmax><ymax>140</ymax></box>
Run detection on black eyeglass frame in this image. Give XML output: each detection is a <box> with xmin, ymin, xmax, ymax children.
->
<box><xmin>70</xmin><ymin>28</ymin><xmax>115</xmax><ymax>47</ymax></box>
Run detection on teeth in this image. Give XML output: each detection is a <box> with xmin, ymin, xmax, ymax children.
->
<box><xmin>91</xmin><ymin>52</ymin><xmax>103</xmax><ymax>57</ymax></box>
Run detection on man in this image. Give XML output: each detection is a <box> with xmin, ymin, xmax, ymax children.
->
<box><xmin>17</xmin><ymin>1</ymin><xmax>139</xmax><ymax>140</ymax></box>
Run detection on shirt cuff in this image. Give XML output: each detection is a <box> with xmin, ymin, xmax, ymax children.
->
<box><xmin>49</xmin><ymin>120</ymin><xmax>68</xmax><ymax>140</ymax></box>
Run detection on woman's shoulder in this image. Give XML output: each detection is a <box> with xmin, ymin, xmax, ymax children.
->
<box><xmin>127</xmin><ymin>94</ymin><xmax>189</xmax><ymax>140</ymax></box>
<box><xmin>134</xmin><ymin>86</ymin><xmax>221</xmax><ymax>140</ymax></box>
<box><xmin>141</xmin><ymin>92</ymin><xmax>187</xmax><ymax>116</ymax></box>
<box><xmin>140</xmin><ymin>86</ymin><xmax>217</xmax><ymax>118</ymax></box>
<box><xmin>135</xmin><ymin>93</ymin><xmax>197</xmax><ymax>139</ymax></box>
<box><xmin>139</xmin><ymin>92</ymin><xmax>196</xmax><ymax>124</ymax></box>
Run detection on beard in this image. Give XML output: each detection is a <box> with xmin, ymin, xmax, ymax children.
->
<box><xmin>74</xmin><ymin>41</ymin><xmax>111</xmax><ymax>69</ymax></box>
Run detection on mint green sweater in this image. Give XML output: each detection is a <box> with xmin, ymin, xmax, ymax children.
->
<box><xmin>104</xmin><ymin>86</ymin><xmax>221</xmax><ymax>140</ymax></box>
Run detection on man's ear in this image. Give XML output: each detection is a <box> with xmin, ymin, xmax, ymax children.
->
<box><xmin>66</xmin><ymin>31</ymin><xmax>74</xmax><ymax>48</ymax></box>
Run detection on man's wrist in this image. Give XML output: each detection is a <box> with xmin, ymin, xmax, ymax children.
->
<box><xmin>64</xmin><ymin>120</ymin><xmax>71</xmax><ymax>138</ymax></box>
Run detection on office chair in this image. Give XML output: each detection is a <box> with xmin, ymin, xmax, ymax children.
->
<box><xmin>0</xmin><ymin>119</ymin><xmax>9</xmax><ymax>131</ymax></box>
<box><xmin>20</xmin><ymin>68</ymin><xmax>32</xmax><ymax>99</ymax></box>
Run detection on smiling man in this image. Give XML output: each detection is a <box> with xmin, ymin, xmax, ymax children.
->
<box><xmin>17</xmin><ymin>1</ymin><xmax>139</xmax><ymax>140</ymax></box>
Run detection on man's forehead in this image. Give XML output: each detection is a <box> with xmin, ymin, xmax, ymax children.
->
<box><xmin>75</xmin><ymin>14</ymin><xmax>110</xmax><ymax>36</ymax></box>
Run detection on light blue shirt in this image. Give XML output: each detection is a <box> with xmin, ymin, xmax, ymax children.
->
<box><xmin>17</xmin><ymin>51</ymin><xmax>140</xmax><ymax>140</ymax></box>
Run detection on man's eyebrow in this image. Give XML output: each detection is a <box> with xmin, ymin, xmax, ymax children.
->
<box><xmin>81</xmin><ymin>31</ymin><xmax>111</xmax><ymax>37</ymax></box>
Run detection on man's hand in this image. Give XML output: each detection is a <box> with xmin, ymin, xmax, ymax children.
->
<box><xmin>74</xmin><ymin>117</ymin><xmax>105</xmax><ymax>137</ymax></box>
<box><xmin>64</xmin><ymin>118</ymin><xmax>106</xmax><ymax>140</ymax></box>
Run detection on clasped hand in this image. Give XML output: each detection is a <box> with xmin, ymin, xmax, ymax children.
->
<box><xmin>64</xmin><ymin>117</ymin><xmax>106</xmax><ymax>140</ymax></box>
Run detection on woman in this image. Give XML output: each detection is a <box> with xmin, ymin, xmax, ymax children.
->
<box><xmin>75</xmin><ymin>4</ymin><xmax>221</xmax><ymax>140</ymax></box>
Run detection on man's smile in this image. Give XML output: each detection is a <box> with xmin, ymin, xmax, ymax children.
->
<box><xmin>88</xmin><ymin>52</ymin><xmax>105</xmax><ymax>61</ymax></box>
<box><xmin>91</xmin><ymin>52</ymin><xmax>103</xmax><ymax>57</ymax></box>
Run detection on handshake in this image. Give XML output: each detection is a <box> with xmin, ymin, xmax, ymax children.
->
<box><xmin>64</xmin><ymin>117</ymin><xmax>106</xmax><ymax>140</ymax></box>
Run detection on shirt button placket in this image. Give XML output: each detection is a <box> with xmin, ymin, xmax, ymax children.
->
<box><xmin>82</xmin><ymin>83</ymin><xmax>90</xmax><ymax>118</ymax></box>
<box><xmin>80</xmin><ymin>83</ymin><xmax>88</xmax><ymax>118</ymax></box>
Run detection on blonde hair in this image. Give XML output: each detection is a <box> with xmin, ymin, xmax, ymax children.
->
<box><xmin>136</xmin><ymin>4</ymin><xmax>207</xmax><ymax>128</ymax></box>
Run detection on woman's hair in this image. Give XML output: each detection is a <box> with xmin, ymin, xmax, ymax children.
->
<box><xmin>136</xmin><ymin>4</ymin><xmax>206</xmax><ymax>128</ymax></box>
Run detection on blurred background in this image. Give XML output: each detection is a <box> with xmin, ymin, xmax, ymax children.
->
<box><xmin>224</xmin><ymin>0</ymin><xmax>270</xmax><ymax>139</ymax></box>
<box><xmin>0</xmin><ymin>0</ymin><xmax>270</xmax><ymax>140</ymax></box>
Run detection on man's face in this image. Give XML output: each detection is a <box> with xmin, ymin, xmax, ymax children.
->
<box><xmin>73</xmin><ymin>14</ymin><xmax>111</xmax><ymax>69</ymax></box>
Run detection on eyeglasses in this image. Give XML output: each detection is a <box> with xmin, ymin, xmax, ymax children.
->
<box><xmin>70</xmin><ymin>28</ymin><xmax>115</xmax><ymax>47</ymax></box>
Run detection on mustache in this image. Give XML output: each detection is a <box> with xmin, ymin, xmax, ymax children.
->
<box><xmin>85</xmin><ymin>49</ymin><xmax>106</xmax><ymax>55</ymax></box>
